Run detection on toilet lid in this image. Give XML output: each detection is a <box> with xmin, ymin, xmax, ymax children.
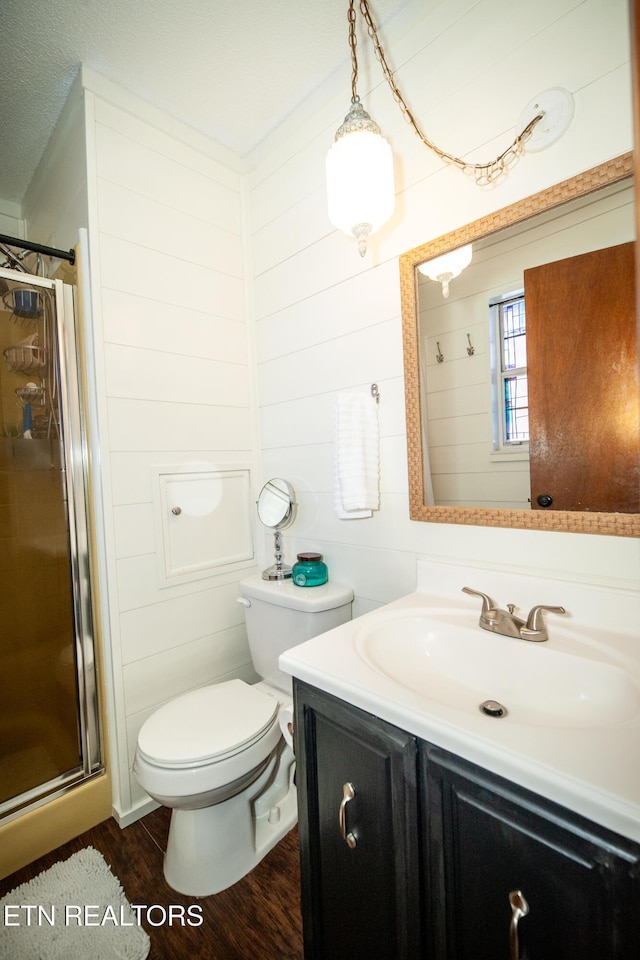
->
<box><xmin>137</xmin><ymin>679</ymin><xmax>280</xmax><ymax>768</ymax></box>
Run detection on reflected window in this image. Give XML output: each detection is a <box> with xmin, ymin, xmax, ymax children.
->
<box><xmin>490</xmin><ymin>292</ymin><xmax>529</xmax><ymax>449</ymax></box>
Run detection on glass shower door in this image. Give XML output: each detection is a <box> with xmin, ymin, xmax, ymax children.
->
<box><xmin>0</xmin><ymin>268</ymin><xmax>102</xmax><ymax>821</ymax></box>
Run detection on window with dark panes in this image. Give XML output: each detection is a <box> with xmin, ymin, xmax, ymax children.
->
<box><xmin>490</xmin><ymin>293</ymin><xmax>529</xmax><ymax>449</ymax></box>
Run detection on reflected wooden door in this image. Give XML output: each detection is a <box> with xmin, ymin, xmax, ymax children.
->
<box><xmin>525</xmin><ymin>242</ymin><xmax>639</xmax><ymax>512</ymax></box>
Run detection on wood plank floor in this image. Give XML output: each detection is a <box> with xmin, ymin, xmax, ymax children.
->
<box><xmin>0</xmin><ymin>807</ymin><xmax>305</xmax><ymax>959</ymax></box>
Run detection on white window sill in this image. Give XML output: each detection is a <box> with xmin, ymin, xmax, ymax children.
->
<box><xmin>489</xmin><ymin>447</ymin><xmax>530</xmax><ymax>463</ymax></box>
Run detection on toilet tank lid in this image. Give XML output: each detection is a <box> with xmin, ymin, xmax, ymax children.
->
<box><xmin>239</xmin><ymin>574</ymin><xmax>353</xmax><ymax>612</ymax></box>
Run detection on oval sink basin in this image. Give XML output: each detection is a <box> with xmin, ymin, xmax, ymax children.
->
<box><xmin>354</xmin><ymin>611</ymin><xmax>640</xmax><ymax>727</ymax></box>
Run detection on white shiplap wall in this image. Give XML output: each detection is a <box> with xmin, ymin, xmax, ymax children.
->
<box><xmin>81</xmin><ymin>72</ymin><xmax>260</xmax><ymax>819</ymax></box>
<box><xmin>0</xmin><ymin>204</ymin><xmax>24</xmax><ymax>242</ymax></box>
<box><xmin>247</xmin><ymin>0</ymin><xmax>639</xmax><ymax>618</ymax></box>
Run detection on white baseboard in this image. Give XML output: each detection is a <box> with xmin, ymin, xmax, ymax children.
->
<box><xmin>112</xmin><ymin>796</ymin><xmax>159</xmax><ymax>829</ymax></box>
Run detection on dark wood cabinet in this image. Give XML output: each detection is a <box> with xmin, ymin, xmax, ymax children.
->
<box><xmin>422</xmin><ymin>744</ymin><xmax>640</xmax><ymax>960</ymax></box>
<box><xmin>293</xmin><ymin>680</ymin><xmax>422</xmax><ymax>960</ymax></box>
<box><xmin>294</xmin><ymin>681</ymin><xmax>640</xmax><ymax>960</ymax></box>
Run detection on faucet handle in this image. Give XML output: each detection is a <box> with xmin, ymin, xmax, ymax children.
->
<box><xmin>521</xmin><ymin>604</ymin><xmax>566</xmax><ymax>641</ymax></box>
<box><xmin>525</xmin><ymin>604</ymin><xmax>566</xmax><ymax>630</ymax></box>
<box><xmin>462</xmin><ymin>587</ymin><xmax>498</xmax><ymax>618</ymax></box>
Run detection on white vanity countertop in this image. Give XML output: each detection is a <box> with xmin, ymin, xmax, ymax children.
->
<box><xmin>280</xmin><ymin>559</ymin><xmax>640</xmax><ymax>844</ymax></box>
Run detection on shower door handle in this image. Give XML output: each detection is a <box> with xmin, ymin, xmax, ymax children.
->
<box><xmin>339</xmin><ymin>781</ymin><xmax>357</xmax><ymax>848</ymax></box>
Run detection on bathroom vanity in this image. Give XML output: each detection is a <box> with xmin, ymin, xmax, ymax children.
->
<box><xmin>294</xmin><ymin>680</ymin><xmax>639</xmax><ymax>960</ymax></box>
<box><xmin>281</xmin><ymin>559</ymin><xmax>640</xmax><ymax>960</ymax></box>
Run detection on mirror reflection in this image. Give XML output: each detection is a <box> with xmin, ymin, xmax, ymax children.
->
<box><xmin>400</xmin><ymin>154</ymin><xmax>640</xmax><ymax>537</ymax></box>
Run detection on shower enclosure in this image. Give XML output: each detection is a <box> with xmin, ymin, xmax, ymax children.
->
<box><xmin>0</xmin><ymin>255</ymin><xmax>102</xmax><ymax>825</ymax></box>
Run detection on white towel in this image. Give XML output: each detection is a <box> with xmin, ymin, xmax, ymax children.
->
<box><xmin>334</xmin><ymin>393</ymin><xmax>380</xmax><ymax>519</ymax></box>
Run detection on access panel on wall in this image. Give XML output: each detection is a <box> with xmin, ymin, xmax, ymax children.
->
<box><xmin>152</xmin><ymin>465</ymin><xmax>254</xmax><ymax>587</ymax></box>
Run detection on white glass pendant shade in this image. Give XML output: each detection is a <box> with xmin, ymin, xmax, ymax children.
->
<box><xmin>326</xmin><ymin>102</ymin><xmax>395</xmax><ymax>256</ymax></box>
<box><xmin>418</xmin><ymin>244</ymin><xmax>473</xmax><ymax>298</ymax></box>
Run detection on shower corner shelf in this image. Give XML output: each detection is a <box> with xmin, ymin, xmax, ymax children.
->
<box><xmin>15</xmin><ymin>385</ymin><xmax>46</xmax><ymax>405</ymax></box>
<box><xmin>3</xmin><ymin>343</ymin><xmax>46</xmax><ymax>374</ymax></box>
<box><xmin>2</xmin><ymin>288</ymin><xmax>43</xmax><ymax>322</ymax></box>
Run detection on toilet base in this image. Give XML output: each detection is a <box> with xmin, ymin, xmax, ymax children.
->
<box><xmin>163</xmin><ymin>741</ymin><xmax>297</xmax><ymax>897</ymax></box>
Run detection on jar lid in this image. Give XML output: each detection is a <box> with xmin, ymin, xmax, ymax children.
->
<box><xmin>296</xmin><ymin>552</ymin><xmax>323</xmax><ymax>562</ymax></box>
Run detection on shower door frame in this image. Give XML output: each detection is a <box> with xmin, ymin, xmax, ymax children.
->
<box><xmin>0</xmin><ymin>267</ymin><xmax>103</xmax><ymax>823</ymax></box>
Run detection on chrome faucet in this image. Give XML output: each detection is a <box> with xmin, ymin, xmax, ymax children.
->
<box><xmin>462</xmin><ymin>587</ymin><xmax>566</xmax><ymax>642</ymax></box>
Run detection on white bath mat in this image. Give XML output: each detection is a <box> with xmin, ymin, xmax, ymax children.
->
<box><xmin>0</xmin><ymin>846</ymin><xmax>150</xmax><ymax>959</ymax></box>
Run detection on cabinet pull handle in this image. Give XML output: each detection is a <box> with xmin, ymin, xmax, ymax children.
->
<box><xmin>339</xmin><ymin>782</ymin><xmax>357</xmax><ymax>849</ymax></box>
<box><xmin>508</xmin><ymin>890</ymin><xmax>529</xmax><ymax>960</ymax></box>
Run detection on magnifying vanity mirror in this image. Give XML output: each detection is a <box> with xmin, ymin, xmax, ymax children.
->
<box><xmin>400</xmin><ymin>153</ymin><xmax>640</xmax><ymax>537</ymax></box>
<box><xmin>256</xmin><ymin>478</ymin><xmax>297</xmax><ymax>580</ymax></box>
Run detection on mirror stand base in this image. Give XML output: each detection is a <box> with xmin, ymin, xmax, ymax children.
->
<box><xmin>262</xmin><ymin>528</ymin><xmax>293</xmax><ymax>580</ymax></box>
<box><xmin>262</xmin><ymin>563</ymin><xmax>293</xmax><ymax>581</ymax></box>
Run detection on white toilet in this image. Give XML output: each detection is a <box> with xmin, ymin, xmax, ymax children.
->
<box><xmin>133</xmin><ymin>573</ymin><xmax>352</xmax><ymax>897</ymax></box>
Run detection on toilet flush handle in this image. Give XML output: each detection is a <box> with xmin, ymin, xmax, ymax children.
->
<box><xmin>236</xmin><ymin>597</ymin><xmax>251</xmax><ymax>607</ymax></box>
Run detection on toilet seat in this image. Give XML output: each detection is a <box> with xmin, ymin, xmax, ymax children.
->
<box><xmin>137</xmin><ymin>679</ymin><xmax>280</xmax><ymax>769</ymax></box>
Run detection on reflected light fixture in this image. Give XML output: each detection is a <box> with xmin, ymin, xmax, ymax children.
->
<box><xmin>326</xmin><ymin>0</ymin><xmax>574</xmax><ymax>257</ymax></box>
<box><xmin>418</xmin><ymin>244</ymin><xmax>473</xmax><ymax>298</ymax></box>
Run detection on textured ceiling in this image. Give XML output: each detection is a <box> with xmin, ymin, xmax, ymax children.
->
<box><xmin>0</xmin><ymin>0</ymin><xmax>410</xmax><ymax>204</ymax></box>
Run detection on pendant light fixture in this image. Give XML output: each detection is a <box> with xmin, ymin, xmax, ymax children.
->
<box><xmin>326</xmin><ymin>1</ymin><xmax>574</xmax><ymax>257</ymax></box>
<box><xmin>326</xmin><ymin>98</ymin><xmax>395</xmax><ymax>257</ymax></box>
<box><xmin>326</xmin><ymin>2</ymin><xmax>394</xmax><ymax>257</ymax></box>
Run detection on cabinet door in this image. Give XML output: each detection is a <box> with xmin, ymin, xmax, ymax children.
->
<box><xmin>423</xmin><ymin>745</ymin><xmax>640</xmax><ymax>960</ymax></box>
<box><xmin>294</xmin><ymin>681</ymin><xmax>421</xmax><ymax>960</ymax></box>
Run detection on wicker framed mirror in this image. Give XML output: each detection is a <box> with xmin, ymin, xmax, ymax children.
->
<box><xmin>400</xmin><ymin>153</ymin><xmax>639</xmax><ymax>536</ymax></box>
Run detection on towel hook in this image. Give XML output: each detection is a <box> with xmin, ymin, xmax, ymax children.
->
<box><xmin>466</xmin><ymin>333</ymin><xmax>475</xmax><ymax>356</ymax></box>
<box><xmin>370</xmin><ymin>383</ymin><xmax>380</xmax><ymax>402</ymax></box>
<box><xmin>436</xmin><ymin>342</ymin><xmax>444</xmax><ymax>363</ymax></box>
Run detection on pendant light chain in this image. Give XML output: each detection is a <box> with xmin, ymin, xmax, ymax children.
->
<box><xmin>352</xmin><ymin>0</ymin><xmax>543</xmax><ymax>185</ymax></box>
<box><xmin>348</xmin><ymin>1</ymin><xmax>359</xmax><ymax>102</ymax></box>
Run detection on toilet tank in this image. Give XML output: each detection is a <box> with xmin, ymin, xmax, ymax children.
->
<box><xmin>239</xmin><ymin>574</ymin><xmax>353</xmax><ymax>692</ymax></box>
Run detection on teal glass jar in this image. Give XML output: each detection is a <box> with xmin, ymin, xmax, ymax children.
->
<box><xmin>292</xmin><ymin>552</ymin><xmax>328</xmax><ymax>587</ymax></box>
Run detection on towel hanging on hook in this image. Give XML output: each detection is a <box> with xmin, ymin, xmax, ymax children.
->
<box><xmin>334</xmin><ymin>392</ymin><xmax>380</xmax><ymax>519</ymax></box>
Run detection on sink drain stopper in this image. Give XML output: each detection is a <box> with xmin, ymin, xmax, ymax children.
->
<box><xmin>480</xmin><ymin>699</ymin><xmax>508</xmax><ymax>718</ymax></box>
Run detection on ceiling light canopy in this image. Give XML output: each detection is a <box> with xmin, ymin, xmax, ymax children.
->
<box><xmin>326</xmin><ymin>0</ymin><xmax>574</xmax><ymax>257</ymax></box>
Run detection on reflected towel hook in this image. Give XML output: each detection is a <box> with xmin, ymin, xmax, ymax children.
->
<box><xmin>466</xmin><ymin>333</ymin><xmax>475</xmax><ymax>356</ymax></box>
<box><xmin>371</xmin><ymin>383</ymin><xmax>380</xmax><ymax>402</ymax></box>
<box><xmin>436</xmin><ymin>342</ymin><xmax>444</xmax><ymax>363</ymax></box>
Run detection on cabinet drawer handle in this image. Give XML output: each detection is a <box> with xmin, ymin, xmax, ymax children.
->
<box><xmin>508</xmin><ymin>890</ymin><xmax>529</xmax><ymax>960</ymax></box>
<box><xmin>339</xmin><ymin>781</ymin><xmax>357</xmax><ymax>849</ymax></box>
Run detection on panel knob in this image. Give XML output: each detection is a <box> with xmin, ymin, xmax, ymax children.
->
<box><xmin>536</xmin><ymin>494</ymin><xmax>553</xmax><ymax>508</ymax></box>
